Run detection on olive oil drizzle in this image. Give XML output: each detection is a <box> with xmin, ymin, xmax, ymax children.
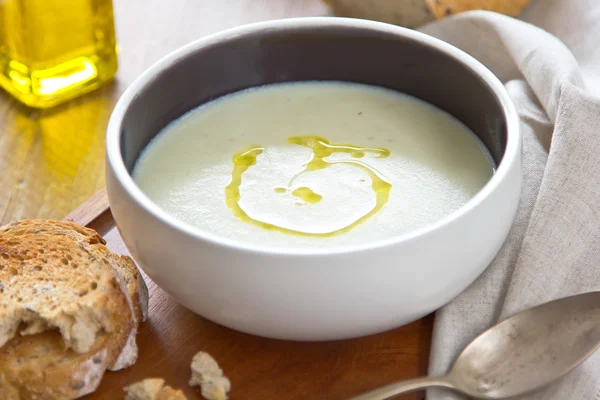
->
<box><xmin>225</xmin><ymin>136</ymin><xmax>392</xmax><ymax>237</ymax></box>
<box><xmin>291</xmin><ymin>186</ymin><xmax>323</xmax><ymax>204</ymax></box>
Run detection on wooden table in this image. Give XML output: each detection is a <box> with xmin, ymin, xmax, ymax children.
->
<box><xmin>0</xmin><ymin>0</ymin><xmax>330</xmax><ymax>224</ymax></box>
<box><xmin>1</xmin><ymin>1</ymin><xmax>434</xmax><ymax>398</ymax></box>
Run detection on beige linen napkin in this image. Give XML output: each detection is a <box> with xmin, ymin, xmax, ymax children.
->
<box><xmin>418</xmin><ymin>1</ymin><xmax>600</xmax><ymax>399</ymax></box>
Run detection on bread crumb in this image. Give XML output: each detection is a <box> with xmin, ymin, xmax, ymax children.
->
<box><xmin>124</xmin><ymin>378</ymin><xmax>164</xmax><ymax>400</ymax></box>
<box><xmin>189</xmin><ymin>352</ymin><xmax>231</xmax><ymax>400</ymax></box>
<box><xmin>124</xmin><ymin>378</ymin><xmax>187</xmax><ymax>400</ymax></box>
<box><xmin>158</xmin><ymin>386</ymin><xmax>188</xmax><ymax>400</ymax></box>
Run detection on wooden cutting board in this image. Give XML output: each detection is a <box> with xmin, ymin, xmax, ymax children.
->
<box><xmin>64</xmin><ymin>189</ymin><xmax>433</xmax><ymax>400</ymax></box>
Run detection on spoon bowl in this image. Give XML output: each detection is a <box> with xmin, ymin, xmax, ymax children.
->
<box><xmin>350</xmin><ymin>291</ymin><xmax>600</xmax><ymax>399</ymax></box>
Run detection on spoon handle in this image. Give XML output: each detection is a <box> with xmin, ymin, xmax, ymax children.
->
<box><xmin>348</xmin><ymin>376</ymin><xmax>455</xmax><ymax>400</ymax></box>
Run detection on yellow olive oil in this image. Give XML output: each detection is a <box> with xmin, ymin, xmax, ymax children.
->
<box><xmin>225</xmin><ymin>136</ymin><xmax>392</xmax><ymax>237</ymax></box>
<box><xmin>0</xmin><ymin>0</ymin><xmax>118</xmax><ymax>108</ymax></box>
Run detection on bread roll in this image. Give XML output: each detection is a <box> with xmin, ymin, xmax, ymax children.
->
<box><xmin>324</xmin><ymin>0</ymin><xmax>531</xmax><ymax>28</ymax></box>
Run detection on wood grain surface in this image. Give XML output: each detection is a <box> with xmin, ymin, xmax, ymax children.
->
<box><xmin>64</xmin><ymin>191</ymin><xmax>433</xmax><ymax>399</ymax></box>
<box><xmin>0</xmin><ymin>0</ymin><xmax>330</xmax><ymax>224</ymax></box>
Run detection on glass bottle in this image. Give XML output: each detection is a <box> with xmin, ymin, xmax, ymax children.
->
<box><xmin>0</xmin><ymin>0</ymin><xmax>118</xmax><ymax>108</ymax></box>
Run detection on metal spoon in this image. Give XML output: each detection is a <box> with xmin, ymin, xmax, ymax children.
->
<box><xmin>350</xmin><ymin>291</ymin><xmax>600</xmax><ymax>399</ymax></box>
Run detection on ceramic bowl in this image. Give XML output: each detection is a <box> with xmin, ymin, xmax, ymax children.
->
<box><xmin>106</xmin><ymin>17</ymin><xmax>521</xmax><ymax>340</ymax></box>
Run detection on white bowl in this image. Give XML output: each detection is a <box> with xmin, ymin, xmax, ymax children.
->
<box><xmin>106</xmin><ymin>17</ymin><xmax>521</xmax><ymax>340</ymax></box>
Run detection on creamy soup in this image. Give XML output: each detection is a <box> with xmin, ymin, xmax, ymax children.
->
<box><xmin>133</xmin><ymin>81</ymin><xmax>494</xmax><ymax>249</ymax></box>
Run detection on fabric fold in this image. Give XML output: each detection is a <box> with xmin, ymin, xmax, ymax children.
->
<box><xmin>418</xmin><ymin>4</ymin><xmax>600</xmax><ymax>399</ymax></box>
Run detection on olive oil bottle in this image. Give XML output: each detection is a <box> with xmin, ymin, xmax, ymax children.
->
<box><xmin>0</xmin><ymin>0</ymin><xmax>118</xmax><ymax>108</ymax></box>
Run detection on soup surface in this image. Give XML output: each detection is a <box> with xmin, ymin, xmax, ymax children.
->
<box><xmin>133</xmin><ymin>81</ymin><xmax>494</xmax><ymax>249</ymax></box>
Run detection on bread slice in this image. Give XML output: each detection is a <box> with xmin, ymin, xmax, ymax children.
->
<box><xmin>0</xmin><ymin>330</ymin><xmax>111</xmax><ymax>399</ymax></box>
<box><xmin>0</xmin><ymin>219</ymin><xmax>149</xmax><ymax>398</ymax></box>
<box><xmin>3</xmin><ymin>219</ymin><xmax>148</xmax><ymax>324</ymax></box>
<box><xmin>0</xmin><ymin>277</ymin><xmax>146</xmax><ymax>400</ymax></box>
<box><xmin>124</xmin><ymin>378</ymin><xmax>188</xmax><ymax>400</ymax></box>
<box><xmin>0</xmin><ymin>219</ymin><xmax>135</xmax><ymax>358</ymax></box>
<box><xmin>49</xmin><ymin>219</ymin><xmax>148</xmax><ymax>369</ymax></box>
<box><xmin>0</xmin><ymin>220</ymin><xmax>148</xmax><ymax>364</ymax></box>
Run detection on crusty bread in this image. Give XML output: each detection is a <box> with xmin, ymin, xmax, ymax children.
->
<box><xmin>3</xmin><ymin>219</ymin><xmax>148</xmax><ymax>324</ymax></box>
<box><xmin>0</xmin><ymin>330</ymin><xmax>111</xmax><ymax>399</ymax></box>
<box><xmin>324</xmin><ymin>0</ymin><xmax>531</xmax><ymax>28</ymax></box>
<box><xmin>0</xmin><ymin>259</ymin><xmax>148</xmax><ymax>399</ymax></box>
<box><xmin>124</xmin><ymin>378</ymin><xmax>188</xmax><ymax>400</ymax></box>
<box><xmin>189</xmin><ymin>352</ymin><xmax>230</xmax><ymax>400</ymax></box>
<box><xmin>324</xmin><ymin>0</ymin><xmax>435</xmax><ymax>28</ymax></box>
<box><xmin>0</xmin><ymin>219</ymin><xmax>149</xmax><ymax>398</ymax></box>
<box><xmin>425</xmin><ymin>0</ymin><xmax>531</xmax><ymax>19</ymax></box>
<box><xmin>54</xmin><ymin>220</ymin><xmax>148</xmax><ymax>369</ymax></box>
<box><xmin>0</xmin><ymin>220</ymin><xmax>134</xmax><ymax>357</ymax></box>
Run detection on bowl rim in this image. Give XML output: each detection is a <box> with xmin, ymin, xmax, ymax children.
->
<box><xmin>106</xmin><ymin>16</ymin><xmax>521</xmax><ymax>257</ymax></box>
